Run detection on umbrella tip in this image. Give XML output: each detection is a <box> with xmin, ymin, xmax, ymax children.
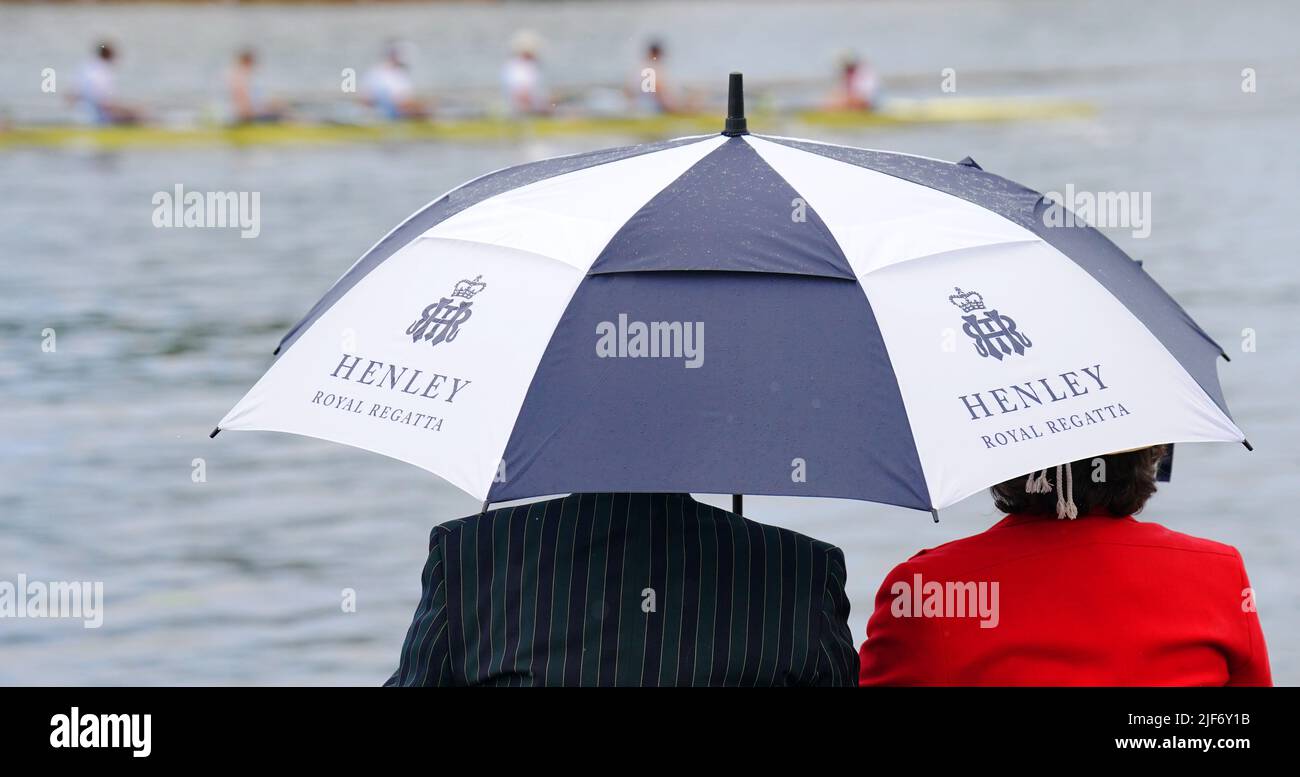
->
<box><xmin>1242</xmin><ymin>439</ymin><xmax>1254</xmax><ymax>452</ymax></box>
<box><xmin>722</xmin><ymin>72</ymin><xmax>748</xmax><ymax>136</ymax></box>
<box><xmin>931</xmin><ymin>508</ymin><xmax>940</xmax><ymax>523</ymax></box>
<box><xmin>209</xmin><ymin>427</ymin><xmax>221</xmax><ymax>439</ymax></box>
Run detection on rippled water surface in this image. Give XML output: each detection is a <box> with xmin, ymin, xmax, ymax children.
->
<box><xmin>1</xmin><ymin>0</ymin><xmax>1298</xmax><ymax>685</ymax></box>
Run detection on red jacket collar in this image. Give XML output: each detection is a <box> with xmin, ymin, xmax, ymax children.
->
<box><xmin>995</xmin><ymin>511</ymin><xmax>1135</xmax><ymax>528</ymax></box>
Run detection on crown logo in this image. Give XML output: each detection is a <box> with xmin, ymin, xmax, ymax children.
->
<box><xmin>451</xmin><ymin>275</ymin><xmax>487</xmax><ymax>300</ymax></box>
<box><xmin>948</xmin><ymin>287</ymin><xmax>985</xmax><ymax>313</ymax></box>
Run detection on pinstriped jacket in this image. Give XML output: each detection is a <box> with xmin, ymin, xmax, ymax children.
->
<box><xmin>385</xmin><ymin>493</ymin><xmax>859</xmax><ymax>686</ymax></box>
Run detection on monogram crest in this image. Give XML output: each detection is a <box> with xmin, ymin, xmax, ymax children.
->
<box><xmin>949</xmin><ymin>287</ymin><xmax>1032</xmax><ymax>361</ymax></box>
<box><xmin>406</xmin><ymin>275</ymin><xmax>486</xmax><ymax>348</ymax></box>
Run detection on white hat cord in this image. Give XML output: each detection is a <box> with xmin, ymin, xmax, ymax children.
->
<box><xmin>1025</xmin><ymin>464</ymin><xmax>1078</xmax><ymax>520</ymax></box>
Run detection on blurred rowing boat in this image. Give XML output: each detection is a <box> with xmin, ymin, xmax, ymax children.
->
<box><xmin>0</xmin><ymin>96</ymin><xmax>1094</xmax><ymax>151</ymax></box>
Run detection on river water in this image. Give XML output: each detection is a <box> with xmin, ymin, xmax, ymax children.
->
<box><xmin>1</xmin><ymin>0</ymin><xmax>1297</xmax><ymax>685</ymax></box>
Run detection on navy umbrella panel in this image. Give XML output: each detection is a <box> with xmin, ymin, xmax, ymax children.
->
<box><xmin>217</xmin><ymin>109</ymin><xmax>1242</xmax><ymax>513</ymax></box>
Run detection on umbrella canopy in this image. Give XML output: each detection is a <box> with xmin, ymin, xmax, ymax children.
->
<box><xmin>214</xmin><ymin>76</ymin><xmax>1244</xmax><ymax>514</ymax></box>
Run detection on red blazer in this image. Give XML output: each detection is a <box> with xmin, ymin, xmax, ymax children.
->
<box><xmin>858</xmin><ymin>513</ymin><xmax>1271</xmax><ymax>686</ymax></box>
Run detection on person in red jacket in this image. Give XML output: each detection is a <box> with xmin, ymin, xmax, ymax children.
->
<box><xmin>859</xmin><ymin>446</ymin><xmax>1271</xmax><ymax>686</ymax></box>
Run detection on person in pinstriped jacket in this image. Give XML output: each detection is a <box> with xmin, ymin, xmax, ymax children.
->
<box><xmin>385</xmin><ymin>492</ymin><xmax>859</xmax><ymax>686</ymax></box>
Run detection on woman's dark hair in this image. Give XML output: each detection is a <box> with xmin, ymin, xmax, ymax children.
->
<box><xmin>989</xmin><ymin>445</ymin><xmax>1167</xmax><ymax>517</ymax></box>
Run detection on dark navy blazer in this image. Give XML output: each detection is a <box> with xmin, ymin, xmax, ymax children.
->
<box><xmin>386</xmin><ymin>493</ymin><xmax>858</xmax><ymax>686</ymax></box>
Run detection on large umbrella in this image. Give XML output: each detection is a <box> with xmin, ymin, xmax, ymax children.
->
<box><xmin>213</xmin><ymin>74</ymin><xmax>1246</xmax><ymax>518</ymax></box>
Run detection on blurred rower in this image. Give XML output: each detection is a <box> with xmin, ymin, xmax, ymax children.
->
<box><xmin>826</xmin><ymin>51</ymin><xmax>878</xmax><ymax>111</ymax></box>
<box><xmin>362</xmin><ymin>40</ymin><xmax>429</xmax><ymax>120</ymax></box>
<box><xmin>501</xmin><ymin>30</ymin><xmax>550</xmax><ymax>116</ymax></box>
<box><xmin>74</xmin><ymin>40</ymin><xmax>144</xmax><ymax>125</ymax></box>
<box><xmin>628</xmin><ymin>39</ymin><xmax>680</xmax><ymax>114</ymax></box>
<box><xmin>227</xmin><ymin>48</ymin><xmax>288</xmax><ymax>124</ymax></box>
